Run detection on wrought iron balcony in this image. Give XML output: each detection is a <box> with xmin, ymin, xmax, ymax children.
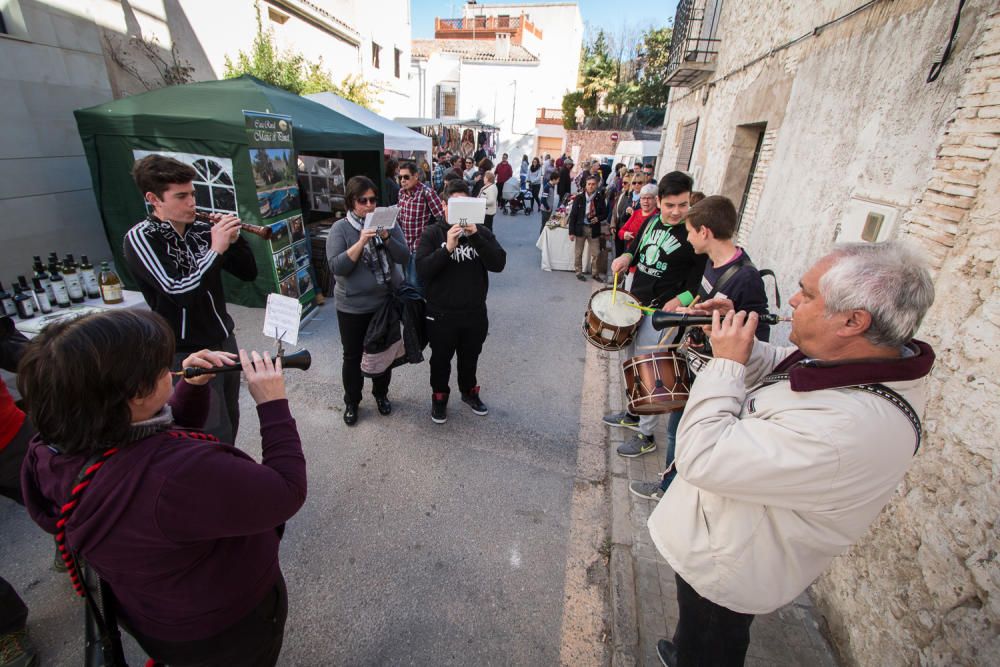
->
<box><xmin>665</xmin><ymin>0</ymin><xmax>722</xmax><ymax>88</ymax></box>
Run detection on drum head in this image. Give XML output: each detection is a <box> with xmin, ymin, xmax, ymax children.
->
<box><xmin>588</xmin><ymin>288</ymin><xmax>641</xmax><ymax>328</ymax></box>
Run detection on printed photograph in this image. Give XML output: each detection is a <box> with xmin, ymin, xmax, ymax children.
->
<box><xmin>253</xmin><ymin>148</ymin><xmax>300</xmax><ymax>219</ymax></box>
<box><xmin>279</xmin><ymin>274</ymin><xmax>299</xmax><ymax>299</ymax></box>
<box><xmin>293</xmin><ymin>240</ymin><xmax>310</xmax><ymax>266</ymax></box>
<box><xmin>269</xmin><ymin>219</ymin><xmax>291</xmax><ymax>253</ymax></box>
<box><xmin>289</xmin><ymin>214</ymin><xmax>305</xmax><ymax>242</ymax></box>
<box><xmin>273</xmin><ymin>246</ymin><xmax>296</xmax><ymax>279</ymax></box>
<box><xmin>296</xmin><ymin>267</ymin><xmax>314</xmax><ymax>297</ymax></box>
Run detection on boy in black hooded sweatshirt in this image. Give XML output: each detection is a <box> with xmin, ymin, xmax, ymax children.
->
<box><xmin>416</xmin><ymin>180</ymin><xmax>507</xmax><ymax>424</ymax></box>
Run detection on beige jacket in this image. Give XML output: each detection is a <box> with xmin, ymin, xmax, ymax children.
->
<box><xmin>648</xmin><ymin>339</ymin><xmax>930</xmax><ymax>614</ymax></box>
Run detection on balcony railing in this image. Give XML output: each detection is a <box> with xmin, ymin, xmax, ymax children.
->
<box><xmin>665</xmin><ymin>0</ymin><xmax>721</xmax><ymax>88</ymax></box>
<box><xmin>536</xmin><ymin>108</ymin><xmax>563</xmax><ymax>125</ymax></box>
<box><xmin>434</xmin><ymin>14</ymin><xmax>540</xmax><ymax>43</ymax></box>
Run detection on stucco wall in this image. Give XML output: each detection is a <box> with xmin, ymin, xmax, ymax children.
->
<box><xmin>0</xmin><ymin>1</ymin><xmax>114</xmax><ymax>275</ymax></box>
<box><xmin>658</xmin><ymin>0</ymin><xmax>999</xmax><ymax>664</ymax></box>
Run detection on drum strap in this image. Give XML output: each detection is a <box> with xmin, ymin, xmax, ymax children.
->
<box><xmin>754</xmin><ymin>374</ymin><xmax>922</xmax><ymax>455</ymax></box>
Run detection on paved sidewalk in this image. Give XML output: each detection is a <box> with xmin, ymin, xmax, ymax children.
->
<box><xmin>604</xmin><ymin>351</ymin><xmax>840</xmax><ymax>667</ymax></box>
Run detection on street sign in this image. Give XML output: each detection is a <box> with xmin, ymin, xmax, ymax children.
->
<box><xmin>610</xmin><ymin>132</ymin><xmax>620</xmax><ymax>142</ymax></box>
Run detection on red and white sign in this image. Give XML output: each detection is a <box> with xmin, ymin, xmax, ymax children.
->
<box><xmin>610</xmin><ymin>132</ymin><xmax>620</xmax><ymax>142</ymax></box>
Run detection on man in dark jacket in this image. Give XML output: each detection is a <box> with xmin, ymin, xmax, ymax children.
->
<box><xmin>124</xmin><ymin>154</ymin><xmax>257</xmax><ymax>443</ymax></box>
<box><xmin>566</xmin><ymin>174</ymin><xmax>609</xmax><ymax>282</ymax></box>
<box><xmin>416</xmin><ymin>180</ymin><xmax>507</xmax><ymax>424</ymax></box>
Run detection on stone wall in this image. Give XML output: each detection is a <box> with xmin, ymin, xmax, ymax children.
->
<box><xmin>657</xmin><ymin>0</ymin><xmax>999</xmax><ymax>664</ymax></box>
<box><xmin>813</xmin><ymin>8</ymin><xmax>1000</xmax><ymax>665</ymax></box>
<box><xmin>566</xmin><ymin>130</ymin><xmax>636</xmax><ymax>163</ymax></box>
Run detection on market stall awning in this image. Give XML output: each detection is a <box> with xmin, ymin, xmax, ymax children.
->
<box><xmin>75</xmin><ymin>75</ymin><xmax>383</xmax><ymax>152</ymax></box>
<box><xmin>306</xmin><ymin>93</ymin><xmax>432</xmax><ymax>154</ymax></box>
<box><xmin>394</xmin><ymin>117</ymin><xmax>499</xmax><ymax>132</ymax></box>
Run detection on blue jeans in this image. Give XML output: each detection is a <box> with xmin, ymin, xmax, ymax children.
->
<box><xmin>660</xmin><ymin>409</ymin><xmax>684</xmax><ymax>491</ymax></box>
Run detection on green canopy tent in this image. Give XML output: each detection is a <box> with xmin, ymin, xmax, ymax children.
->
<box><xmin>75</xmin><ymin>75</ymin><xmax>384</xmax><ymax>308</ymax></box>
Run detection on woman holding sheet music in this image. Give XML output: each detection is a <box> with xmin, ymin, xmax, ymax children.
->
<box><xmin>327</xmin><ymin>176</ymin><xmax>409</xmax><ymax>425</ymax></box>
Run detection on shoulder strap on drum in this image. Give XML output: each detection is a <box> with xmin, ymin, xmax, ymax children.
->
<box><xmin>850</xmin><ymin>383</ymin><xmax>922</xmax><ymax>455</ymax></box>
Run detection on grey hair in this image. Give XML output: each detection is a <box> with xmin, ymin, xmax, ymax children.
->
<box><xmin>640</xmin><ymin>184</ymin><xmax>658</xmax><ymax>198</ymax></box>
<box><xmin>819</xmin><ymin>241</ymin><xmax>935</xmax><ymax>348</ymax></box>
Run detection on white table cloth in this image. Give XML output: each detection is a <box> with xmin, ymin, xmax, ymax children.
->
<box><xmin>536</xmin><ymin>225</ymin><xmax>590</xmax><ymax>273</ymax></box>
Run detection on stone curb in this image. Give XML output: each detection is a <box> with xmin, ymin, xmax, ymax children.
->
<box><xmin>604</xmin><ymin>350</ymin><xmax>642</xmax><ymax>665</ymax></box>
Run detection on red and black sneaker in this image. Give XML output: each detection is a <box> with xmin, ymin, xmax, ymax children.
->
<box><xmin>431</xmin><ymin>392</ymin><xmax>448</xmax><ymax>424</ymax></box>
<box><xmin>461</xmin><ymin>386</ymin><xmax>489</xmax><ymax>416</ymax></box>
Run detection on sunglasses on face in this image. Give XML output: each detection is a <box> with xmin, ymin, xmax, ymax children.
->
<box><xmin>357</xmin><ymin>196</ymin><xmax>378</xmax><ymax>204</ymax></box>
<box><xmin>399</xmin><ymin>174</ymin><xmax>413</xmax><ymax>181</ymax></box>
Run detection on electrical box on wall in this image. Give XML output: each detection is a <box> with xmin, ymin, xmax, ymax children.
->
<box><xmin>836</xmin><ymin>197</ymin><xmax>900</xmax><ymax>243</ymax></box>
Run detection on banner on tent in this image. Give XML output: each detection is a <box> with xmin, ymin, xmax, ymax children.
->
<box><xmin>244</xmin><ymin>110</ymin><xmax>316</xmax><ymax>317</ymax></box>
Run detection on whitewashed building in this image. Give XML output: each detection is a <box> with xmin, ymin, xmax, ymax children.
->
<box><xmin>408</xmin><ymin>1</ymin><xmax>583</xmax><ymax>158</ymax></box>
<box><xmin>656</xmin><ymin>1</ymin><xmax>999</xmax><ymax>665</ymax></box>
<box><xmin>0</xmin><ymin>0</ymin><xmax>412</xmax><ymax>272</ymax></box>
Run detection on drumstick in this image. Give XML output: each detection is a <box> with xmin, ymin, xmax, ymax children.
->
<box><xmin>622</xmin><ymin>301</ymin><xmax>657</xmax><ymax>314</ymax></box>
<box><xmin>612</xmin><ymin>272</ymin><xmax>619</xmax><ymax>303</ymax></box>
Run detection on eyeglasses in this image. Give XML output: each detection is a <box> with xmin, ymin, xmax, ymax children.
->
<box><xmin>357</xmin><ymin>196</ymin><xmax>378</xmax><ymax>204</ymax></box>
<box><xmin>399</xmin><ymin>174</ymin><xmax>413</xmax><ymax>181</ymax></box>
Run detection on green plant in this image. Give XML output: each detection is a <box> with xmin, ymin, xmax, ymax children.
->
<box><xmin>224</xmin><ymin>3</ymin><xmax>380</xmax><ymax>109</ymax></box>
<box><xmin>561</xmin><ymin>91</ymin><xmax>587</xmax><ymax>129</ymax></box>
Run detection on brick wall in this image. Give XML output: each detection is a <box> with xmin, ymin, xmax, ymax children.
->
<box><xmin>565</xmin><ymin>130</ymin><xmax>635</xmax><ymax>161</ymax></box>
<box><xmin>735</xmin><ymin>128</ymin><xmax>777</xmax><ymax>246</ymax></box>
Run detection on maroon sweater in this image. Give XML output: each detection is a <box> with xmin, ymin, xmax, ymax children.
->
<box><xmin>20</xmin><ymin>381</ymin><xmax>306</xmax><ymax>642</ymax></box>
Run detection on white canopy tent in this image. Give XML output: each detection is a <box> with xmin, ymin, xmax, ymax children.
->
<box><xmin>306</xmin><ymin>92</ymin><xmax>432</xmax><ymax>155</ymax></box>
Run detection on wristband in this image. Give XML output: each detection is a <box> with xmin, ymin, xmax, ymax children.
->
<box><xmin>677</xmin><ymin>291</ymin><xmax>695</xmax><ymax>307</ymax></box>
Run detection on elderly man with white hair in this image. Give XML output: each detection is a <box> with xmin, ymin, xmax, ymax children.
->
<box><xmin>649</xmin><ymin>241</ymin><xmax>936</xmax><ymax>667</ymax></box>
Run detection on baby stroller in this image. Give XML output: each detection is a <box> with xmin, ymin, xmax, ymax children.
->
<box><xmin>501</xmin><ymin>178</ymin><xmax>532</xmax><ymax>215</ymax></box>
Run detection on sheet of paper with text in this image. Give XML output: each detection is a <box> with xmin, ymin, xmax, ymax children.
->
<box><xmin>263</xmin><ymin>293</ymin><xmax>303</xmax><ymax>346</ymax></box>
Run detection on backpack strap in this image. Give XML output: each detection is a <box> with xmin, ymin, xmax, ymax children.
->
<box><xmin>758</xmin><ymin>268</ymin><xmax>781</xmax><ymax>308</ymax></box>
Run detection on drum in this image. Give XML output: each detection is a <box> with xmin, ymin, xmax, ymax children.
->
<box><xmin>622</xmin><ymin>351</ymin><xmax>691</xmax><ymax>415</ymax></box>
<box><xmin>582</xmin><ymin>288</ymin><xmax>642</xmax><ymax>351</ymax></box>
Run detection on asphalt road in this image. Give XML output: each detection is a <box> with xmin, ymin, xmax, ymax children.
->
<box><xmin>0</xmin><ymin>208</ymin><xmax>611</xmax><ymax>665</ymax></box>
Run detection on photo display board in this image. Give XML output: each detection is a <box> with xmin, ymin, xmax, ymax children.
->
<box><xmin>244</xmin><ymin>111</ymin><xmax>316</xmax><ymax>316</ymax></box>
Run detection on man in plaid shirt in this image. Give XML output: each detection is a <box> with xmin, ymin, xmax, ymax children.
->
<box><xmin>398</xmin><ymin>161</ymin><xmax>445</xmax><ymax>291</ymax></box>
<box><xmin>432</xmin><ymin>152</ymin><xmax>447</xmax><ymax>192</ymax></box>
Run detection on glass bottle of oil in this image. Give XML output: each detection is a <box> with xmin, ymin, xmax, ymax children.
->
<box><xmin>98</xmin><ymin>261</ymin><xmax>124</xmax><ymax>304</ymax></box>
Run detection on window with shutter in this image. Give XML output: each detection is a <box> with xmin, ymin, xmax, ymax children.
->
<box><xmin>675</xmin><ymin>119</ymin><xmax>699</xmax><ymax>172</ymax></box>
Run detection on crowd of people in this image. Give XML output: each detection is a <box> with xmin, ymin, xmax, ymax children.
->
<box><xmin>0</xmin><ymin>147</ymin><xmax>939</xmax><ymax>667</ymax></box>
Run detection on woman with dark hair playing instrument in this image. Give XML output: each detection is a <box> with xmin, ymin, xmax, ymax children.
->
<box><xmin>328</xmin><ymin>175</ymin><xmax>409</xmax><ymax>425</ymax></box>
<box><xmin>18</xmin><ymin>309</ymin><xmax>304</xmax><ymax>666</ymax></box>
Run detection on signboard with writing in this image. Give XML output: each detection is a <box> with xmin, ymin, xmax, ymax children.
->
<box><xmin>244</xmin><ymin>111</ymin><xmax>316</xmax><ymax>317</ymax></box>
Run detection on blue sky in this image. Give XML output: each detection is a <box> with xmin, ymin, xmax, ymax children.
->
<box><xmin>411</xmin><ymin>1</ymin><xmax>673</xmax><ymax>40</ymax></box>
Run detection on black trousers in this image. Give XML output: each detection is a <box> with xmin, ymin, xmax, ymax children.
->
<box><xmin>528</xmin><ymin>183</ymin><xmax>541</xmax><ymax>207</ymax></box>
<box><xmin>673</xmin><ymin>574</ymin><xmax>755</xmax><ymax>666</ymax></box>
<box><xmin>426</xmin><ymin>310</ymin><xmax>488</xmax><ymax>395</ymax></box>
<box><xmin>174</xmin><ymin>334</ymin><xmax>240</xmax><ymax>444</ymax></box>
<box><xmin>484</xmin><ymin>213</ymin><xmax>495</xmax><ymax>231</ymax></box>
<box><xmin>0</xmin><ymin>418</ymin><xmax>34</xmax><ymax>634</ymax></box>
<box><xmin>130</xmin><ymin>576</ymin><xmax>287</xmax><ymax>667</ymax></box>
<box><xmin>337</xmin><ymin>310</ymin><xmax>391</xmax><ymax>405</ymax></box>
